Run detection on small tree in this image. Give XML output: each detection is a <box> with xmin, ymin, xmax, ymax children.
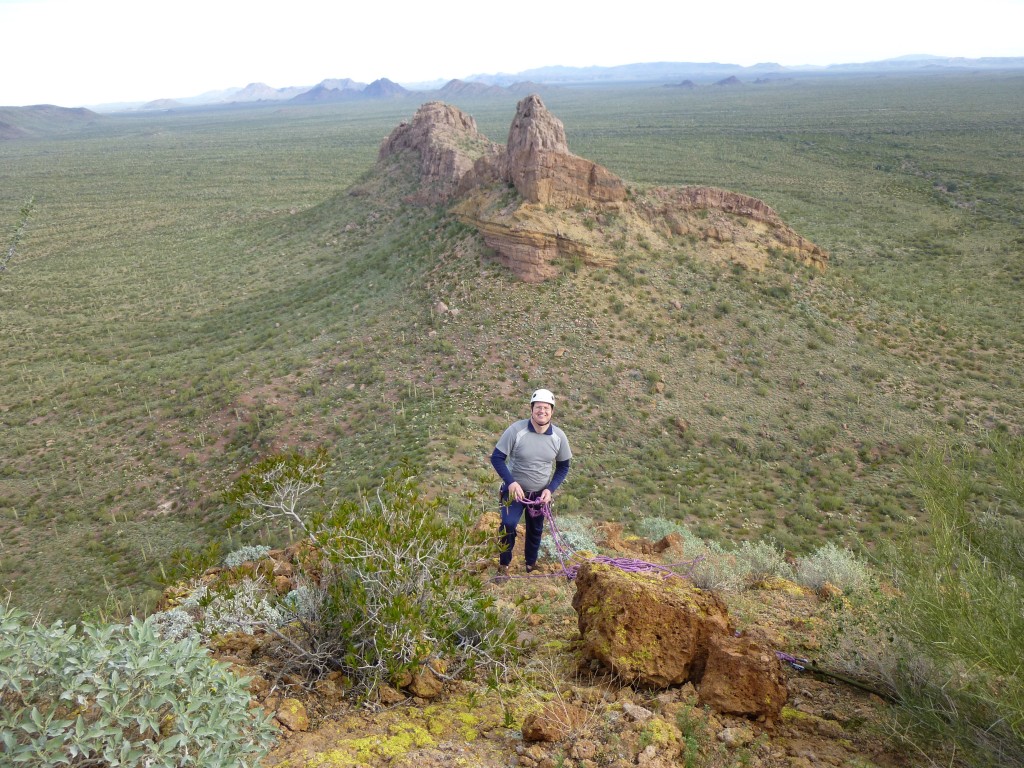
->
<box><xmin>224</xmin><ymin>448</ymin><xmax>328</xmax><ymax>538</ymax></box>
<box><xmin>223</xmin><ymin>460</ymin><xmax>517</xmax><ymax>700</ymax></box>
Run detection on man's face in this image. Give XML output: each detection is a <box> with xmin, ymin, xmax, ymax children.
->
<box><xmin>531</xmin><ymin>402</ymin><xmax>552</xmax><ymax>428</ymax></box>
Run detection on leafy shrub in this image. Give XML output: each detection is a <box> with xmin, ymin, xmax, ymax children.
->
<box><xmin>223</xmin><ymin>545</ymin><xmax>272</xmax><ymax>569</ymax></box>
<box><xmin>734</xmin><ymin>538</ymin><xmax>792</xmax><ymax>583</ymax></box>
<box><xmin>794</xmin><ymin>543</ymin><xmax>870</xmax><ymax>592</ymax></box>
<box><xmin>0</xmin><ymin>603</ymin><xmax>276</xmax><ymax>767</ymax></box>
<box><xmin>227</xmin><ymin>464</ymin><xmax>517</xmax><ymax>699</ymax></box>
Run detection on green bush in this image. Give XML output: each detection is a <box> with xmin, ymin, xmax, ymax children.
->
<box><xmin>227</xmin><ymin>463</ymin><xmax>517</xmax><ymax>700</ymax></box>
<box><xmin>0</xmin><ymin>603</ymin><xmax>276</xmax><ymax>767</ymax></box>
<box><xmin>883</xmin><ymin>435</ymin><xmax>1024</xmax><ymax>766</ymax></box>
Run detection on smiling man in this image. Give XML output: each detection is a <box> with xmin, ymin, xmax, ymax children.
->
<box><xmin>489</xmin><ymin>389</ymin><xmax>572</xmax><ymax>581</ymax></box>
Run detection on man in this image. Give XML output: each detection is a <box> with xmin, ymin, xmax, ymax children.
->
<box><xmin>490</xmin><ymin>388</ymin><xmax>572</xmax><ymax>581</ymax></box>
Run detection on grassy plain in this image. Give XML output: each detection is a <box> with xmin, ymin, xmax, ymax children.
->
<box><xmin>1</xmin><ymin>72</ymin><xmax>1022</xmax><ymax>620</ymax></box>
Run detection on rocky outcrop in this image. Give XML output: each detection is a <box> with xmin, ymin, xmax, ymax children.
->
<box><xmin>375</xmin><ymin>95</ymin><xmax>827</xmax><ymax>280</ymax></box>
<box><xmin>378</xmin><ymin>101</ymin><xmax>500</xmax><ymax>204</ymax></box>
<box><xmin>637</xmin><ymin>186</ymin><xmax>828</xmax><ymax>270</ymax></box>
<box><xmin>572</xmin><ymin>562</ymin><xmax>787</xmax><ymax>720</ymax></box>
<box><xmin>504</xmin><ymin>94</ymin><xmax>627</xmax><ymax>207</ymax></box>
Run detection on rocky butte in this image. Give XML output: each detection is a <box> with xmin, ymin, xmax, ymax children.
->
<box><xmin>377</xmin><ymin>95</ymin><xmax>827</xmax><ymax>282</ymax></box>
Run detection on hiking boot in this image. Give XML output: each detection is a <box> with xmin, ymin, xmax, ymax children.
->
<box><xmin>493</xmin><ymin>565</ymin><xmax>510</xmax><ymax>584</ymax></box>
<box><xmin>525</xmin><ymin>563</ymin><xmax>537</xmax><ymax>574</ymax></box>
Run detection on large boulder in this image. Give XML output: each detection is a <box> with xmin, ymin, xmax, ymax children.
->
<box><xmin>698</xmin><ymin>634</ymin><xmax>788</xmax><ymax>720</ymax></box>
<box><xmin>572</xmin><ymin>562</ymin><xmax>788</xmax><ymax>720</ymax></box>
<box><xmin>572</xmin><ymin>562</ymin><xmax>731</xmax><ymax>687</ymax></box>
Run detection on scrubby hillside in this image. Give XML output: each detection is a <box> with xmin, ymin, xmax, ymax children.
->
<box><xmin>3</xmin><ymin>81</ymin><xmax>1022</xmax><ymax>620</ymax></box>
<box><xmin>2</xmin><ymin>77</ymin><xmax>1022</xmax><ymax>766</ymax></box>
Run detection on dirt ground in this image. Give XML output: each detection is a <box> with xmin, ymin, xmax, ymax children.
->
<box><xmin>255</xmin><ymin>548</ymin><xmax>925</xmax><ymax>768</ymax></box>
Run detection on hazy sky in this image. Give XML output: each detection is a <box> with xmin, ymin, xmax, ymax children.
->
<box><xmin>2</xmin><ymin>0</ymin><xmax>1023</xmax><ymax>107</ymax></box>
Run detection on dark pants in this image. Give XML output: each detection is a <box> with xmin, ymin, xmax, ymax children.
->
<box><xmin>498</xmin><ymin>490</ymin><xmax>545</xmax><ymax>567</ymax></box>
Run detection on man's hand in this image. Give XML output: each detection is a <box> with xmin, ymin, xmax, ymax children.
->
<box><xmin>539</xmin><ymin>489</ymin><xmax>552</xmax><ymax>504</ymax></box>
<box><xmin>508</xmin><ymin>481</ymin><xmax>525</xmax><ymax>502</ymax></box>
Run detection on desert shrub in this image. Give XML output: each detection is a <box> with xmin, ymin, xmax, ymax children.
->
<box><xmin>734</xmin><ymin>538</ymin><xmax>792</xmax><ymax>583</ymax></box>
<box><xmin>689</xmin><ymin>541</ymin><xmax>747</xmax><ymax>591</ymax></box>
<box><xmin>0</xmin><ymin>603</ymin><xmax>276</xmax><ymax>767</ymax></box>
<box><xmin>630</xmin><ymin>522</ymin><xmax>790</xmax><ymax>590</ymax></box>
<box><xmin>632</xmin><ymin>517</ymin><xmax>705</xmax><ymax>553</ymax></box>
<box><xmin>882</xmin><ymin>435</ymin><xmax>1024</xmax><ymax>766</ymax></box>
<box><xmin>223</xmin><ymin>544</ymin><xmax>272</xmax><ymax>569</ymax></box>
<box><xmin>540</xmin><ymin>514</ymin><xmax>600</xmax><ymax>561</ymax></box>
<box><xmin>794</xmin><ymin>543</ymin><xmax>870</xmax><ymax>593</ymax></box>
<box><xmin>149</xmin><ymin>606</ymin><xmax>199</xmax><ymax>642</ymax></box>
<box><xmin>187</xmin><ymin>578</ymin><xmax>285</xmax><ymax>638</ymax></box>
<box><xmin>151</xmin><ymin>577</ymin><xmax>285</xmax><ymax>643</ymax></box>
<box><xmin>227</xmin><ymin>464</ymin><xmax>517</xmax><ymax>700</ymax></box>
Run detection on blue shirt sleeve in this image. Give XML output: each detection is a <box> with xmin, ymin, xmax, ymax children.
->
<box><xmin>547</xmin><ymin>459</ymin><xmax>570</xmax><ymax>492</ymax></box>
<box><xmin>490</xmin><ymin>447</ymin><xmax>517</xmax><ymax>487</ymax></box>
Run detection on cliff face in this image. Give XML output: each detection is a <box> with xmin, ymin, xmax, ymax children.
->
<box><xmin>376</xmin><ymin>95</ymin><xmax>827</xmax><ymax>281</ymax></box>
<box><xmin>377</xmin><ymin>101</ymin><xmax>501</xmax><ymax>205</ymax></box>
<box><xmin>503</xmin><ymin>94</ymin><xmax>627</xmax><ymax>207</ymax></box>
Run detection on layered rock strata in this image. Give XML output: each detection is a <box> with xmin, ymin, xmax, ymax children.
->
<box><xmin>376</xmin><ymin>95</ymin><xmax>827</xmax><ymax>281</ymax></box>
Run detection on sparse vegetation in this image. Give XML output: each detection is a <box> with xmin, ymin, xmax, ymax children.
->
<box><xmin>0</xmin><ymin>73</ymin><xmax>1022</xmax><ymax>766</ymax></box>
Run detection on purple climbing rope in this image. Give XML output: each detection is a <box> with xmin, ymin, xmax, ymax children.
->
<box><xmin>519</xmin><ymin>497</ymin><xmax>703</xmax><ymax>581</ymax></box>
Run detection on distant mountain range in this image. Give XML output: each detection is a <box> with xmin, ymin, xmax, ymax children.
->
<box><xmin>9</xmin><ymin>55</ymin><xmax>1024</xmax><ymax>114</ymax></box>
<box><xmin>128</xmin><ymin>77</ymin><xmax>545</xmax><ymax>112</ymax></box>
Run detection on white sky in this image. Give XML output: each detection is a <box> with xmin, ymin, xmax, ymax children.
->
<box><xmin>2</xmin><ymin>0</ymin><xmax>1023</xmax><ymax>107</ymax></box>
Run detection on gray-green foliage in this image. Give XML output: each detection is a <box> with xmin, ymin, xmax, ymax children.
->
<box><xmin>735</xmin><ymin>539</ymin><xmax>791</xmax><ymax>582</ymax></box>
<box><xmin>794</xmin><ymin>543</ymin><xmax>870</xmax><ymax>593</ymax></box>
<box><xmin>689</xmin><ymin>541</ymin><xmax>744</xmax><ymax>591</ymax></box>
<box><xmin>183</xmin><ymin>578</ymin><xmax>285</xmax><ymax>638</ymax></box>
<box><xmin>223</xmin><ymin>545</ymin><xmax>272</xmax><ymax>569</ymax></box>
<box><xmin>632</xmin><ymin>519</ymin><xmax>792</xmax><ymax>590</ymax></box>
<box><xmin>151</xmin><ymin>578</ymin><xmax>287</xmax><ymax>643</ymax></box>
<box><xmin>540</xmin><ymin>514</ymin><xmax>601</xmax><ymax>561</ymax></box>
<box><xmin>0</xmin><ymin>602</ymin><xmax>276</xmax><ymax>767</ymax></box>
<box><xmin>692</xmin><ymin>538</ymin><xmax>795</xmax><ymax>590</ymax></box>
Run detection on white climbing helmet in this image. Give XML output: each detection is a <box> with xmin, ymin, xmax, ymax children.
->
<box><xmin>530</xmin><ymin>388</ymin><xmax>556</xmax><ymax>407</ymax></box>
